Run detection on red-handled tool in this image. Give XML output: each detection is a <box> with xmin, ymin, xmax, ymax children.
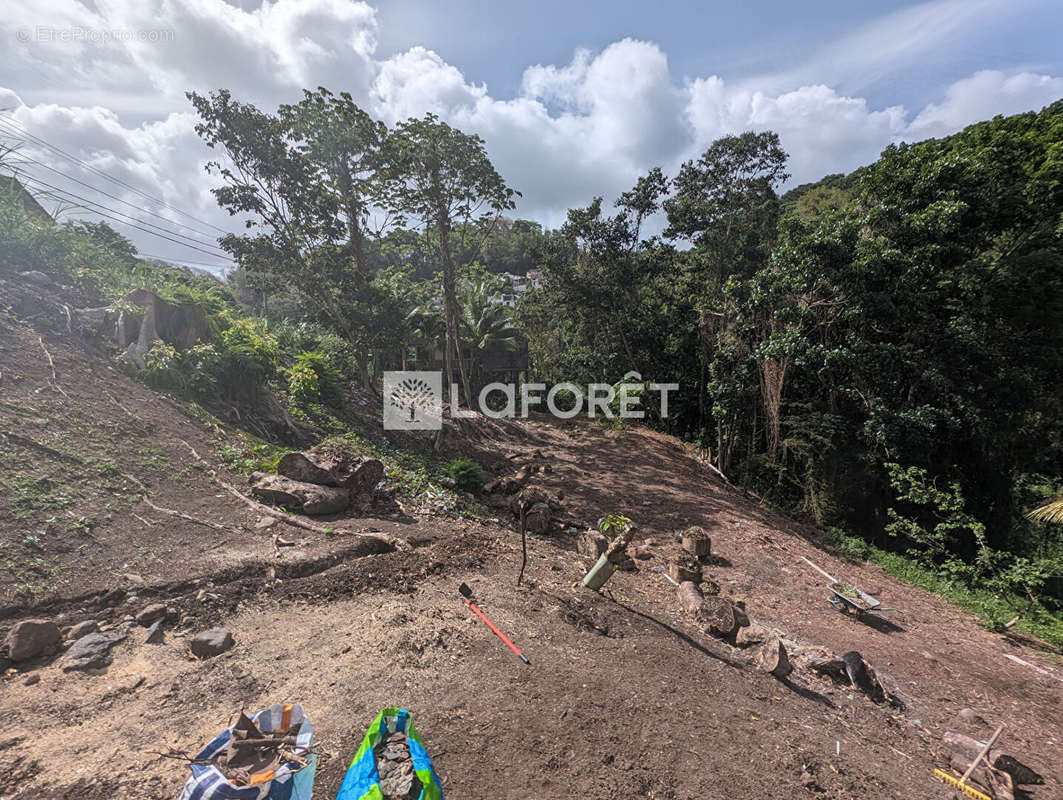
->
<box><xmin>459</xmin><ymin>583</ymin><xmax>531</xmax><ymax>665</ymax></box>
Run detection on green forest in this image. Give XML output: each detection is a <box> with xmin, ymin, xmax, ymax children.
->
<box><xmin>3</xmin><ymin>91</ymin><xmax>1062</xmax><ymax>644</ymax></box>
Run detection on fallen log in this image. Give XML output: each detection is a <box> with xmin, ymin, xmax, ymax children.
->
<box><xmin>944</xmin><ymin>730</ymin><xmax>1041</xmax><ymax>788</ymax></box>
<box><xmin>251</xmin><ymin>474</ymin><xmax>350</xmax><ymax>515</ymax></box>
<box><xmin>676</xmin><ymin>581</ymin><xmax>704</xmax><ymax>614</ymax></box>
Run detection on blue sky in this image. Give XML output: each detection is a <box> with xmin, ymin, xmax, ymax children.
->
<box><xmin>1</xmin><ymin>0</ymin><xmax>1062</xmax><ymax>269</ymax></box>
<box><xmin>372</xmin><ymin>0</ymin><xmax>1063</xmax><ymax>108</ymax></box>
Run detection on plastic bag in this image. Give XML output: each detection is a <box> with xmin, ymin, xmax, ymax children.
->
<box><xmin>335</xmin><ymin>708</ymin><xmax>442</xmax><ymax>800</ymax></box>
<box><xmin>178</xmin><ymin>703</ymin><xmax>317</xmax><ymax>800</ymax></box>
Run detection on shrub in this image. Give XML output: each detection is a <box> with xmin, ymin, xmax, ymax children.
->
<box><xmin>286</xmin><ymin>351</ymin><xmax>344</xmax><ymax>407</ymax></box>
<box><xmin>445</xmin><ymin>458</ymin><xmax>487</xmax><ymax>494</ymax></box>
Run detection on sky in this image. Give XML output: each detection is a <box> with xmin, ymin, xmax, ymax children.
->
<box><xmin>1</xmin><ymin>0</ymin><xmax>1061</xmax><ymax>272</ymax></box>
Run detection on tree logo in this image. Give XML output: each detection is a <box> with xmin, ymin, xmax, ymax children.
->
<box><xmin>383</xmin><ymin>371</ymin><xmax>443</xmax><ymax>430</ymax></box>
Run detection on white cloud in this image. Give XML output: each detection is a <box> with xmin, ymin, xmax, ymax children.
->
<box><xmin>0</xmin><ymin>0</ymin><xmax>1060</xmax><ymax>266</ymax></box>
<box><xmin>903</xmin><ymin>70</ymin><xmax>1063</xmax><ymax>140</ymax></box>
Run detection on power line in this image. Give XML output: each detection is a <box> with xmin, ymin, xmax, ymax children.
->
<box><xmin>137</xmin><ymin>253</ymin><xmax>235</xmax><ymax>270</ymax></box>
<box><xmin>1</xmin><ymin>145</ymin><xmax>226</xmax><ymax>245</ymax></box>
<box><xmin>15</xmin><ymin>169</ymin><xmax>231</xmax><ymax>257</ymax></box>
<box><xmin>15</xmin><ymin>170</ymin><xmax>235</xmax><ymax>262</ymax></box>
<box><xmin>0</xmin><ymin>113</ymin><xmax>231</xmax><ymax>234</ymax></box>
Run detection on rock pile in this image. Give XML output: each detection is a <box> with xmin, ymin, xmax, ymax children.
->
<box><xmin>374</xmin><ymin>729</ymin><xmax>421</xmax><ymax>799</ymax></box>
<box><xmin>251</xmin><ymin>443</ymin><xmax>384</xmax><ymax>516</ymax></box>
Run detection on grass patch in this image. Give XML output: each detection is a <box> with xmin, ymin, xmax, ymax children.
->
<box><xmin>821</xmin><ymin>528</ymin><xmax>1063</xmax><ymax>651</ymax></box>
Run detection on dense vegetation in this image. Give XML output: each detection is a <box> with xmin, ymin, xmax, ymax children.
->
<box><xmin>521</xmin><ymin>104</ymin><xmax>1063</xmax><ymax>639</ymax></box>
<box><xmin>2</xmin><ymin>94</ymin><xmax>1061</xmax><ymax>644</ymax></box>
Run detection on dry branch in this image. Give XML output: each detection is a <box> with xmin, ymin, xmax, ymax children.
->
<box><xmin>125</xmin><ymin>474</ymin><xmax>231</xmax><ymax>533</ymax></box>
<box><xmin>37</xmin><ymin>335</ymin><xmax>68</xmax><ymax>397</ymax></box>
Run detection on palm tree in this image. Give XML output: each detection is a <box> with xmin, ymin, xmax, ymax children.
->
<box><xmin>461</xmin><ymin>279</ymin><xmax>519</xmax><ymax>351</ymax></box>
<box><xmin>405</xmin><ymin>302</ymin><xmax>446</xmax><ymax>370</ymax></box>
<box><xmin>460</xmin><ymin>279</ymin><xmax>519</xmax><ymax>396</ymax></box>
<box><xmin>1027</xmin><ymin>499</ymin><xmax>1063</xmax><ymax>524</ymax></box>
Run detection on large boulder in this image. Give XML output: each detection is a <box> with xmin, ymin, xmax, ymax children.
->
<box><xmin>251</xmin><ymin>474</ymin><xmax>349</xmax><ymax>515</ymax></box>
<box><xmin>191</xmin><ymin>629</ymin><xmax>235</xmax><ymax>659</ymax></box>
<box><xmin>5</xmin><ymin>619</ymin><xmax>61</xmax><ymax>662</ymax></box>
<box><xmin>120</xmin><ymin>289</ymin><xmax>208</xmax><ymax>368</ymax></box>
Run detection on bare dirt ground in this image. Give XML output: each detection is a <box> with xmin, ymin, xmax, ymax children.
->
<box><xmin>1</xmin><ymin>277</ymin><xmax>1061</xmax><ymax>799</ymax></box>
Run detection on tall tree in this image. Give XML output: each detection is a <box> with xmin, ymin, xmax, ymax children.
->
<box><xmin>382</xmin><ymin>113</ymin><xmax>517</xmax><ymax>406</ymax></box>
<box><xmin>188</xmin><ymin>87</ymin><xmax>389</xmax><ymax>383</ymax></box>
<box><xmin>664</xmin><ymin>131</ymin><xmax>790</xmax><ymax>452</ymax></box>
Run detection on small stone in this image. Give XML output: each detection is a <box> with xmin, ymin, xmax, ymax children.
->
<box><xmin>5</xmin><ymin>619</ymin><xmax>62</xmax><ymax>662</ymax></box>
<box><xmin>135</xmin><ymin>603</ymin><xmax>168</xmax><ymax>626</ymax></box>
<box><xmin>191</xmin><ymin>629</ymin><xmax>235</xmax><ymax>659</ymax></box>
<box><xmin>23</xmin><ymin>673</ymin><xmax>41</xmax><ymax>686</ymax></box>
<box><xmin>144</xmin><ymin>620</ymin><xmax>165</xmax><ymax>645</ymax></box>
<box><xmin>254</xmin><ymin>516</ymin><xmax>278</xmax><ymax>530</ymax></box>
<box><xmin>67</xmin><ymin>620</ymin><xmax>99</xmax><ymax>640</ymax></box>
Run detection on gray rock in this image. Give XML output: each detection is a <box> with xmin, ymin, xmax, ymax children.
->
<box><xmin>23</xmin><ymin>672</ymin><xmax>40</xmax><ymax>686</ymax></box>
<box><xmin>135</xmin><ymin>603</ymin><xmax>168</xmax><ymax>626</ymax></box>
<box><xmin>144</xmin><ymin>620</ymin><xmax>165</xmax><ymax>645</ymax></box>
<box><xmin>19</xmin><ymin>270</ymin><xmax>53</xmax><ymax>286</ymax></box>
<box><xmin>5</xmin><ymin>619</ymin><xmax>62</xmax><ymax>662</ymax></box>
<box><xmin>67</xmin><ymin>620</ymin><xmax>99</xmax><ymax>640</ymax></box>
<box><xmin>191</xmin><ymin>628</ymin><xmax>235</xmax><ymax>659</ymax></box>
<box><xmin>524</xmin><ymin>502</ymin><xmax>552</xmax><ymax>534</ymax></box>
<box><xmin>62</xmin><ymin>633</ymin><xmax>119</xmax><ymax>672</ymax></box>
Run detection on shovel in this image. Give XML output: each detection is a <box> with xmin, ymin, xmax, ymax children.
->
<box><xmin>459</xmin><ymin>583</ymin><xmax>531</xmax><ymax>666</ymax></box>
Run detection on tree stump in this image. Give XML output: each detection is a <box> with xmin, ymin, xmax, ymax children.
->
<box><xmin>944</xmin><ymin>730</ymin><xmax>1038</xmax><ymax>792</ymax></box>
<box><xmin>681</xmin><ymin>526</ymin><xmax>711</xmax><ymax>560</ymax></box>
<box><xmin>669</xmin><ymin>552</ymin><xmax>702</xmax><ymax>584</ymax></box>
<box><xmin>577</xmin><ymin>530</ymin><xmax>609</xmax><ymax>558</ymax></box>
<box><xmin>755</xmin><ymin>638</ymin><xmax>793</xmax><ymax>678</ymax></box>
<box><xmin>700</xmin><ymin>596</ymin><xmax>740</xmax><ymax>640</ymax></box>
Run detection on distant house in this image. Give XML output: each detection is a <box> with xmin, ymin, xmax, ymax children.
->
<box><xmin>0</xmin><ymin>175</ymin><xmax>51</xmax><ymax>221</ymax></box>
<box><xmin>496</xmin><ymin>270</ymin><xmax>543</xmax><ymax>307</ymax></box>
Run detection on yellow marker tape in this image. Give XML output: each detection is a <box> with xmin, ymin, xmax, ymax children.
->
<box><xmin>933</xmin><ymin>769</ymin><xmax>993</xmax><ymax>800</ymax></box>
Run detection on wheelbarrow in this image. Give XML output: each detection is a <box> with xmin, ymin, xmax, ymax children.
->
<box><xmin>827</xmin><ymin>581</ymin><xmax>898</xmax><ymax>623</ymax></box>
<box><xmin>800</xmin><ymin>556</ymin><xmax>900</xmax><ymax>624</ymax></box>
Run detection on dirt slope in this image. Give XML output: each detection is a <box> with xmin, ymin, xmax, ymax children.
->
<box><xmin>1</xmin><ymin>275</ymin><xmax>1060</xmax><ymax>799</ymax></box>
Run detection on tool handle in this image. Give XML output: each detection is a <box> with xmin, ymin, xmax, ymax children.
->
<box><xmin>960</xmin><ymin>725</ymin><xmax>1003</xmax><ymax>783</ymax></box>
<box><xmin>465</xmin><ymin>599</ymin><xmax>530</xmax><ymax>665</ymax></box>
